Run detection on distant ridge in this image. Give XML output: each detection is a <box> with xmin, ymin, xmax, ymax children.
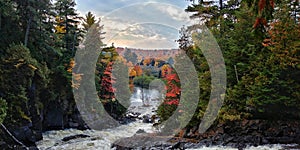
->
<box><xmin>116</xmin><ymin>47</ymin><xmax>181</xmax><ymax>59</ymax></box>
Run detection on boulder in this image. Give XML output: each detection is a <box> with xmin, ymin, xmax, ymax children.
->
<box><xmin>112</xmin><ymin>135</ymin><xmax>180</xmax><ymax>150</ymax></box>
<box><xmin>136</xmin><ymin>129</ymin><xmax>146</xmax><ymax>134</ymax></box>
<box><xmin>142</xmin><ymin>115</ymin><xmax>153</xmax><ymax>123</ymax></box>
<box><xmin>61</xmin><ymin>134</ymin><xmax>90</xmax><ymax>142</ymax></box>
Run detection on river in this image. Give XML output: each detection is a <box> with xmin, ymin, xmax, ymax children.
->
<box><xmin>37</xmin><ymin>87</ymin><xmax>161</xmax><ymax>149</ymax></box>
<box><xmin>36</xmin><ymin>87</ymin><xmax>298</xmax><ymax>150</ymax></box>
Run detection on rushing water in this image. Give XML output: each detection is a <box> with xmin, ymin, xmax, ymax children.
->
<box><xmin>187</xmin><ymin>144</ymin><xmax>299</xmax><ymax>150</ymax></box>
<box><xmin>37</xmin><ymin>87</ymin><xmax>162</xmax><ymax>149</ymax></box>
<box><xmin>36</xmin><ymin>87</ymin><xmax>298</xmax><ymax>150</ymax></box>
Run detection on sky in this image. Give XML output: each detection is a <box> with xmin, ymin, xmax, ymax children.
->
<box><xmin>75</xmin><ymin>0</ymin><xmax>195</xmax><ymax>49</ymax></box>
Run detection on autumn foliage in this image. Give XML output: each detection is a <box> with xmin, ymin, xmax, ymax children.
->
<box><xmin>100</xmin><ymin>62</ymin><xmax>116</xmax><ymax>100</ymax></box>
<box><xmin>164</xmin><ymin>72</ymin><xmax>180</xmax><ymax>105</ymax></box>
<box><xmin>157</xmin><ymin>65</ymin><xmax>181</xmax><ymax>121</ymax></box>
<box><xmin>253</xmin><ymin>0</ymin><xmax>276</xmax><ymax>28</ymax></box>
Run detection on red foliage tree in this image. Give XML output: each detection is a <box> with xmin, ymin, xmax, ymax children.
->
<box><xmin>163</xmin><ymin>67</ymin><xmax>180</xmax><ymax>106</ymax></box>
<box><xmin>100</xmin><ymin>62</ymin><xmax>116</xmax><ymax>100</ymax></box>
<box><xmin>157</xmin><ymin>65</ymin><xmax>181</xmax><ymax>121</ymax></box>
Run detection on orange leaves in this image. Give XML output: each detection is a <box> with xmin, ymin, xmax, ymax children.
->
<box><xmin>129</xmin><ymin>65</ymin><xmax>143</xmax><ymax>78</ymax></box>
<box><xmin>162</xmin><ymin>65</ymin><xmax>181</xmax><ymax>106</ymax></box>
<box><xmin>270</xmin><ymin>0</ymin><xmax>275</xmax><ymax>8</ymax></box>
<box><xmin>258</xmin><ymin>0</ymin><xmax>266</xmax><ymax>13</ymax></box>
<box><xmin>166</xmin><ymin>74</ymin><xmax>180</xmax><ymax>83</ymax></box>
<box><xmin>253</xmin><ymin>18</ymin><xmax>260</xmax><ymax>28</ymax></box>
<box><xmin>71</xmin><ymin>73</ymin><xmax>83</xmax><ymax>89</ymax></box>
<box><xmin>161</xmin><ymin>64</ymin><xmax>172</xmax><ymax>78</ymax></box>
<box><xmin>100</xmin><ymin>62</ymin><xmax>116</xmax><ymax>99</ymax></box>
<box><xmin>129</xmin><ymin>69</ymin><xmax>137</xmax><ymax>77</ymax></box>
<box><xmin>143</xmin><ymin>57</ymin><xmax>152</xmax><ymax>66</ymax></box>
<box><xmin>134</xmin><ymin>65</ymin><xmax>143</xmax><ymax>76</ymax></box>
<box><xmin>254</xmin><ymin>0</ymin><xmax>276</xmax><ymax>28</ymax></box>
<box><xmin>253</xmin><ymin>18</ymin><xmax>267</xmax><ymax>28</ymax></box>
<box><xmin>67</xmin><ymin>59</ymin><xmax>75</xmax><ymax>73</ymax></box>
<box><xmin>263</xmin><ymin>16</ymin><xmax>300</xmax><ymax>68</ymax></box>
<box><xmin>262</xmin><ymin>38</ymin><xmax>272</xmax><ymax>47</ymax></box>
<box><xmin>165</xmin><ymin>99</ymin><xmax>179</xmax><ymax>105</ymax></box>
<box><xmin>258</xmin><ymin>0</ymin><xmax>275</xmax><ymax>13</ymax></box>
<box><xmin>166</xmin><ymin>93</ymin><xmax>177</xmax><ymax>98</ymax></box>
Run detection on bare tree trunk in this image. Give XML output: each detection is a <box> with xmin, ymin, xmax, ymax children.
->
<box><xmin>219</xmin><ymin>0</ymin><xmax>223</xmax><ymax>10</ymax></box>
<box><xmin>234</xmin><ymin>65</ymin><xmax>239</xmax><ymax>83</ymax></box>
<box><xmin>24</xmin><ymin>16</ymin><xmax>32</xmax><ymax>47</ymax></box>
<box><xmin>0</xmin><ymin>123</ymin><xmax>29</xmax><ymax>150</ymax></box>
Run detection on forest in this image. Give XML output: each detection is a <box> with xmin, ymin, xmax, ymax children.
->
<box><xmin>0</xmin><ymin>0</ymin><xmax>299</xmax><ymax>149</ymax></box>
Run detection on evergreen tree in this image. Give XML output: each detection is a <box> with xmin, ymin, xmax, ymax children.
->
<box><xmin>83</xmin><ymin>11</ymin><xmax>97</xmax><ymax>32</ymax></box>
<box><xmin>54</xmin><ymin>0</ymin><xmax>83</xmax><ymax>55</ymax></box>
<box><xmin>181</xmin><ymin>0</ymin><xmax>300</xmax><ymax>123</ymax></box>
<box><xmin>0</xmin><ymin>44</ymin><xmax>48</xmax><ymax>126</ymax></box>
<box><xmin>0</xmin><ymin>0</ymin><xmax>22</xmax><ymax>49</ymax></box>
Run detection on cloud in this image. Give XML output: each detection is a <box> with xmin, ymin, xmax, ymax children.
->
<box><xmin>76</xmin><ymin>0</ymin><xmax>188</xmax><ymax>14</ymax></box>
<box><xmin>155</xmin><ymin>5</ymin><xmax>191</xmax><ymax>22</ymax></box>
<box><xmin>76</xmin><ymin>0</ymin><xmax>191</xmax><ymax>49</ymax></box>
<box><xmin>108</xmin><ymin>24</ymin><xmax>179</xmax><ymax>49</ymax></box>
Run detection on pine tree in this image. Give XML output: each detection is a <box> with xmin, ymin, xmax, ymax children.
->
<box><xmin>0</xmin><ymin>0</ymin><xmax>21</xmax><ymax>49</ymax></box>
<box><xmin>54</xmin><ymin>0</ymin><xmax>83</xmax><ymax>54</ymax></box>
<box><xmin>83</xmin><ymin>11</ymin><xmax>97</xmax><ymax>32</ymax></box>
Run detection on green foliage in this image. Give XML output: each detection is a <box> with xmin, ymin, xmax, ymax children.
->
<box><xmin>83</xmin><ymin>11</ymin><xmax>97</xmax><ymax>31</ymax></box>
<box><xmin>54</xmin><ymin>0</ymin><xmax>83</xmax><ymax>54</ymax></box>
<box><xmin>0</xmin><ymin>44</ymin><xmax>48</xmax><ymax>125</ymax></box>
<box><xmin>133</xmin><ymin>75</ymin><xmax>155</xmax><ymax>88</ymax></box>
<box><xmin>0</xmin><ymin>0</ymin><xmax>92</xmax><ymax>130</ymax></box>
<box><xmin>157</xmin><ymin>103</ymin><xmax>178</xmax><ymax>121</ymax></box>
<box><xmin>0</xmin><ymin>98</ymin><xmax>7</xmax><ymax>124</ymax></box>
<box><xmin>222</xmin><ymin>1</ymin><xmax>300</xmax><ymax>120</ymax></box>
<box><xmin>182</xmin><ymin>0</ymin><xmax>300</xmax><ymax>125</ymax></box>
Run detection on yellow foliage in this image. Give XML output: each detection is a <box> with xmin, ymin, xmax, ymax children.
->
<box><xmin>72</xmin><ymin>73</ymin><xmax>83</xmax><ymax>89</ymax></box>
<box><xmin>134</xmin><ymin>65</ymin><xmax>143</xmax><ymax>76</ymax></box>
<box><xmin>67</xmin><ymin>59</ymin><xmax>76</xmax><ymax>73</ymax></box>
<box><xmin>161</xmin><ymin>64</ymin><xmax>171</xmax><ymax>77</ymax></box>
<box><xmin>14</xmin><ymin>62</ymin><xmax>25</xmax><ymax>68</ymax></box>
<box><xmin>28</xmin><ymin>64</ymin><xmax>37</xmax><ymax>71</ymax></box>
<box><xmin>55</xmin><ymin>25</ymin><xmax>66</xmax><ymax>34</ymax></box>
<box><xmin>129</xmin><ymin>69</ymin><xmax>137</xmax><ymax>77</ymax></box>
<box><xmin>55</xmin><ymin>16</ymin><xmax>66</xmax><ymax>34</ymax></box>
<box><xmin>143</xmin><ymin>58</ymin><xmax>151</xmax><ymax>66</ymax></box>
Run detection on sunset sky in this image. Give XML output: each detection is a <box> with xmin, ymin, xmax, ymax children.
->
<box><xmin>75</xmin><ymin>0</ymin><xmax>194</xmax><ymax>49</ymax></box>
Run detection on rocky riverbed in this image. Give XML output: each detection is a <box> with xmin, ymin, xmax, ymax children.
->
<box><xmin>112</xmin><ymin>119</ymin><xmax>300</xmax><ymax>150</ymax></box>
<box><xmin>36</xmin><ymin>87</ymin><xmax>300</xmax><ymax>150</ymax></box>
<box><xmin>36</xmin><ymin>87</ymin><xmax>162</xmax><ymax>149</ymax></box>
<box><xmin>3</xmin><ymin>87</ymin><xmax>299</xmax><ymax>150</ymax></box>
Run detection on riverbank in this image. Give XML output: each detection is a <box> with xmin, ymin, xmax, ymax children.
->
<box><xmin>183</xmin><ymin>119</ymin><xmax>300</xmax><ymax>149</ymax></box>
<box><xmin>112</xmin><ymin>119</ymin><xmax>300</xmax><ymax>150</ymax></box>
